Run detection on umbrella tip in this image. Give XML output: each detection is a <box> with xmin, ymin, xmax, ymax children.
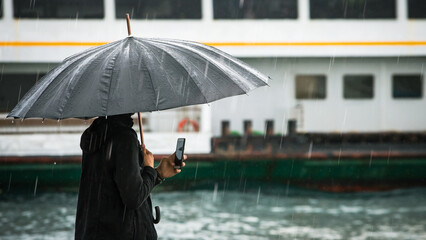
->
<box><xmin>126</xmin><ymin>14</ymin><xmax>132</xmax><ymax>36</ymax></box>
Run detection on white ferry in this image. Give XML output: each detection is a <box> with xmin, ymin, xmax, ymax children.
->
<box><xmin>0</xmin><ymin>0</ymin><xmax>425</xmax><ymax>156</ymax></box>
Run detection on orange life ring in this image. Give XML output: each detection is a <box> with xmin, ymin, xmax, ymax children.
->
<box><xmin>177</xmin><ymin>118</ymin><xmax>199</xmax><ymax>132</ymax></box>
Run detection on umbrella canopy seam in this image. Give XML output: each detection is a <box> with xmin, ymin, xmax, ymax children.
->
<box><xmin>136</xmin><ymin>42</ymin><xmax>161</xmax><ymax>111</ymax></box>
<box><xmin>153</xmin><ymin>39</ymin><xmax>269</xmax><ymax>90</ymax></box>
<box><xmin>59</xmin><ymin>45</ymin><xmax>119</xmax><ymax>119</ymax></box>
<box><xmin>151</xmin><ymin>39</ymin><xmax>253</xmax><ymax>94</ymax></box>
<box><xmin>139</xmin><ymin>40</ymin><xmax>210</xmax><ymax>106</ymax></box>
<box><xmin>145</xmin><ymin>40</ymin><xmax>233</xmax><ymax>102</ymax></box>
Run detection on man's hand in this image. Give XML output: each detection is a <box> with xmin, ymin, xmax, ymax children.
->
<box><xmin>142</xmin><ymin>144</ymin><xmax>154</xmax><ymax>168</ymax></box>
<box><xmin>156</xmin><ymin>153</ymin><xmax>187</xmax><ymax>179</ymax></box>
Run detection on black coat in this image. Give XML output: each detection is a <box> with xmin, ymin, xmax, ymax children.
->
<box><xmin>75</xmin><ymin>114</ymin><xmax>158</xmax><ymax>240</ymax></box>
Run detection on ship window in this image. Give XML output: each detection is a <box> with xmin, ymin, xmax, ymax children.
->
<box><xmin>0</xmin><ymin>73</ymin><xmax>43</xmax><ymax>113</ymax></box>
<box><xmin>343</xmin><ymin>75</ymin><xmax>374</xmax><ymax>99</ymax></box>
<box><xmin>295</xmin><ymin>75</ymin><xmax>326</xmax><ymax>99</ymax></box>
<box><xmin>310</xmin><ymin>0</ymin><xmax>396</xmax><ymax>19</ymax></box>
<box><xmin>13</xmin><ymin>0</ymin><xmax>104</xmax><ymax>19</ymax></box>
<box><xmin>392</xmin><ymin>75</ymin><xmax>423</xmax><ymax>99</ymax></box>
<box><xmin>408</xmin><ymin>0</ymin><xmax>426</xmax><ymax>19</ymax></box>
<box><xmin>116</xmin><ymin>0</ymin><xmax>202</xmax><ymax>19</ymax></box>
<box><xmin>213</xmin><ymin>0</ymin><xmax>298</xmax><ymax>19</ymax></box>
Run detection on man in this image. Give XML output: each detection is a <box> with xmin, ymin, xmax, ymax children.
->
<box><xmin>75</xmin><ymin>113</ymin><xmax>186</xmax><ymax>240</ymax></box>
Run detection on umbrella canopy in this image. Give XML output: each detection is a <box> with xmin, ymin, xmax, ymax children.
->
<box><xmin>8</xmin><ymin>37</ymin><xmax>269</xmax><ymax>120</ymax></box>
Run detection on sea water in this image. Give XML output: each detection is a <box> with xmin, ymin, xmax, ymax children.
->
<box><xmin>0</xmin><ymin>184</ymin><xmax>425</xmax><ymax>240</ymax></box>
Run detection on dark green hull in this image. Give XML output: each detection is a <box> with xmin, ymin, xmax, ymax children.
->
<box><xmin>1</xmin><ymin>155</ymin><xmax>425</xmax><ymax>193</ymax></box>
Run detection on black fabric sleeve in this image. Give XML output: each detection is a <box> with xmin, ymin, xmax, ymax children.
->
<box><xmin>112</xmin><ymin>131</ymin><xmax>157</xmax><ymax>210</ymax></box>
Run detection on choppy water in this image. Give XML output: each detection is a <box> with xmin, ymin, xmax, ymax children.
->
<box><xmin>0</xmin><ymin>184</ymin><xmax>425</xmax><ymax>240</ymax></box>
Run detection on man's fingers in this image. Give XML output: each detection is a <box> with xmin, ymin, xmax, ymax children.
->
<box><xmin>183</xmin><ymin>155</ymin><xmax>188</xmax><ymax>161</ymax></box>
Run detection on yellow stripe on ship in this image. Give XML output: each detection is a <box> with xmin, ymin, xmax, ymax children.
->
<box><xmin>1</xmin><ymin>41</ymin><xmax>426</xmax><ymax>47</ymax></box>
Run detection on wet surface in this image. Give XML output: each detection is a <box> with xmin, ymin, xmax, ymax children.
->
<box><xmin>0</xmin><ymin>185</ymin><xmax>425</xmax><ymax>240</ymax></box>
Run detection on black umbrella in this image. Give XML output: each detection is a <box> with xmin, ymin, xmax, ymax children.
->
<box><xmin>8</xmin><ymin>15</ymin><xmax>269</xmax><ymax>144</ymax></box>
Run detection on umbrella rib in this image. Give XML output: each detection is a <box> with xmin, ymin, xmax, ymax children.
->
<box><xmin>135</xmin><ymin>42</ymin><xmax>163</xmax><ymax>111</ymax></box>
<box><xmin>9</xmin><ymin>51</ymin><xmax>95</xmax><ymax>119</ymax></box>
<box><xmin>149</xmin><ymin>39</ymin><xmax>246</xmax><ymax>97</ymax></box>
<box><xmin>191</xmin><ymin>41</ymin><xmax>269</xmax><ymax>85</ymax></box>
<box><xmin>171</xmin><ymin>41</ymin><xmax>252</xmax><ymax>93</ymax></box>
<box><xmin>10</xmin><ymin>41</ymin><xmax>122</xmax><ymax>119</ymax></box>
<box><xmin>138</xmin><ymin>40</ymin><xmax>209</xmax><ymax>107</ymax></box>
<box><xmin>59</xmin><ymin>43</ymin><xmax>120</xmax><ymax>119</ymax></box>
<box><xmin>154</xmin><ymin>39</ymin><xmax>269</xmax><ymax>90</ymax></box>
<box><xmin>145</xmin><ymin>40</ymin><xmax>228</xmax><ymax>101</ymax></box>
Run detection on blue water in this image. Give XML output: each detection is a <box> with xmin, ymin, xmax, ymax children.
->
<box><xmin>0</xmin><ymin>185</ymin><xmax>425</xmax><ymax>240</ymax></box>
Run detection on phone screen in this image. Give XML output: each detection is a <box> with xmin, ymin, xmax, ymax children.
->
<box><xmin>174</xmin><ymin>138</ymin><xmax>185</xmax><ymax>169</ymax></box>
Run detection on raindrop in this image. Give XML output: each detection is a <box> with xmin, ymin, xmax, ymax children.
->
<box><xmin>387</xmin><ymin>146</ymin><xmax>391</xmax><ymax>164</ymax></box>
<box><xmin>362</xmin><ymin>0</ymin><xmax>367</xmax><ymax>18</ymax></box>
<box><xmin>279</xmin><ymin>112</ymin><xmax>286</xmax><ymax>149</ymax></box>
<box><xmin>222</xmin><ymin>179</ymin><xmax>227</xmax><ymax>197</ymax></box>
<box><xmin>343</xmin><ymin>0</ymin><xmax>348</xmax><ymax>17</ymax></box>
<box><xmin>155</xmin><ymin>90</ymin><xmax>160</xmax><ymax>109</ymax></box>
<box><xmin>17</xmin><ymin>85</ymin><xmax>22</xmax><ymax>102</ymax></box>
<box><xmin>33</xmin><ymin>176</ymin><xmax>38</xmax><ymax>196</ymax></box>
<box><xmin>54</xmin><ymin>162</ymin><xmax>56</xmax><ymax>165</ymax></box>
<box><xmin>106</xmin><ymin>141</ymin><xmax>113</xmax><ymax>161</ymax></box>
<box><xmin>290</xmin><ymin>159</ymin><xmax>294</xmax><ymax>177</ymax></box>
<box><xmin>11</xmin><ymin>120</ymin><xmax>14</xmax><ymax>124</ymax></box>
<box><xmin>204</xmin><ymin>62</ymin><xmax>209</xmax><ymax>78</ymax></box>
<box><xmin>282</xmin><ymin>72</ymin><xmax>287</xmax><ymax>89</ymax></box>
<box><xmin>29</xmin><ymin>0</ymin><xmax>36</xmax><ymax>9</ymax></box>
<box><xmin>239</xmin><ymin>0</ymin><xmax>244</xmax><ymax>8</ymax></box>
<box><xmin>41</xmin><ymin>118</ymin><xmax>45</xmax><ymax>124</ymax></box>
<box><xmin>285</xmin><ymin>180</ymin><xmax>290</xmax><ymax>197</ymax></box>
<box><xmin>273</xmin><ymin>57</ymin><xmax>278</xmax><ymax>71</ymax></box>
<box><xmin>212</xmin><ymin>183</ymin><xmax>218</xmax><ymax>202</ymax></box>
<box><xmin>308</xmin><ymin>141</ymin><xmax>313</xmax><ymax>159</ymax></box>
<box><xmin>130</xmin><ymin>9</ymin><xmax>134</xmax><ymax>20</ymax></box>
<box><xmin>341</xmin><ymin>109</ymin><xmax>348</xmax><ymax>133</ymax></box>
<box><xmin>328</xmin><ymin>56</ymin><xmax>335</xmax><ymax>72</ymax></box>
<box><xmin>7</xmin><ymin>173</ymin><xmax>12</xmax><ymax>192</ymax></box>
<box><xmin>35</xmin><ymin>71</ymin><xmax>40</xmax><ymax>83</ymax></box>
<box><xmin>369</xmin><ymin>151</ymin><xmax>373</xmax><ymax>167</ymax></box>
<box><xmin>194</xmin><ymin>162</ymin><xmax>199</xmax><ymax>180</ymax></box>
<box><xmin>75</xmin><ymin>11</ymin><xmax>79</xmax><ymax>27</ymax></box>
<box><xmin>161</xmin><ymin>51</ymin><xmax>165</xmax><ymax>63</ymax></box>
<box><xmin>338</xmin><ymin>148</ymin><xmax>342</xmax><ymax>165</ymax></box>
<box><xmin>122</xmin><ymin>206</ymin><xmax>127</xmax><ymax>222</ymax></box>
<box><xmin>256</xmin><ymin>187</ymin><xmax>261</xmax><ymax>205</ymax></box>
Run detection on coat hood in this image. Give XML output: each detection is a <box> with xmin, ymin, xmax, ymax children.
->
<box><xmin>80</xmin><ymin>114</ymin><xmax>134</xmax><ymax>153</ymax></box>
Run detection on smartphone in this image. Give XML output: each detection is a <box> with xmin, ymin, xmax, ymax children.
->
<box><xmin>174</xmin><ymin>138</ymin><xmax>186</xmax><ymax>169</ymax></box>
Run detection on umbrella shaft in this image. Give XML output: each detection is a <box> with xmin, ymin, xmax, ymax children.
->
<box><xmin>138</xmin><ymin>112</ymin><xmax>144</xmax><ymax>146</ymax></box>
